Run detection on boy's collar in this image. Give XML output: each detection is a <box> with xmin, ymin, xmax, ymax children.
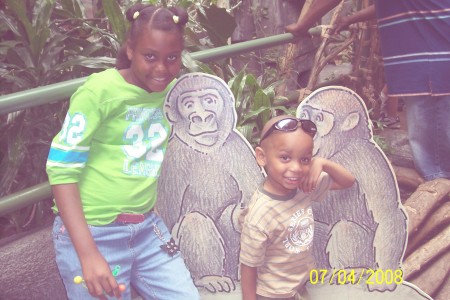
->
<box><xmin>259</xmin><ymin>183</ymin><xmax>298</xmax><ymax>201</ymax></box>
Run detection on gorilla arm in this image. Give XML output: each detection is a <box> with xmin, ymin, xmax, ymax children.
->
<box><xmin>156</xmin><ymin>139</ymin><xmax>191</xmax><ymax>230</ymax></box>
<box><xmin>337</xmin><ymin>144</ymin><xmax>407</xmax><ymax>291</ymax></box>
<box><xmin>367</xmin><ymin>182</ymin><xmax>408</xmax><ymax>292</ymax></box>
<box><xmin>223</xmin><ymin>134</ymin><xmax>264</xmax><ymax>230</ymax></box>
<box><xmin>358</xmin><ymin>157</ymin><xmax>407</xmax><ymax>268</ymax></box>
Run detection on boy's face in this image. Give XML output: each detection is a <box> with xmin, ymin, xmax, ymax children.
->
<box><xmin>256</xmin><ymin>128</ymin><xmax>314</xmax><ymax>196</ymax></box>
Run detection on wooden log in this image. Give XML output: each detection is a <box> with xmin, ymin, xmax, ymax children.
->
<box><xmin>434</xmin><ymin>270</ymin><xmax>450</xmax><ymax>300</ymax></box>
<box><xmin>277</xmin><ymin>0</ymin><xmax>314</xmax><ymax>97</ymax></box>
<box><xmin>392</xmin><ymin>165</ymin><xmax>425</xmax><ymax>190</ymax></box>
<box><xmin>405</xmin><ymin>201</ymin><xmax>450</xmax><ymax>256</ymax></box>
<box><xmin>408</xmin><ymin>250</ymin><xmax>450</xmax><ymax>297</ymax></box>
<box><xmin>403</xmin><ymin>224</ymin><xmax>450</xmax><ymax>279</ymax></box>
<box><xmin>304</xmin><ymin>1</ymin><xmax>345</xmax><ymax>94</ymax></box>
<box><xmin>403</xmin><ymin>178</ymin><xmax>450</xmax><ymax>236</ymax></box>
<box><xmin>230</xmin><ymin>0</ymin><xmax>261</xmax><ymax>74</ymax></box>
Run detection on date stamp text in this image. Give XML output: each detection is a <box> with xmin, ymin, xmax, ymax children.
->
<box><xmin>309</xmin><ymin>269</ymin><xmax>403</xmax><ymax>285</ymax></box>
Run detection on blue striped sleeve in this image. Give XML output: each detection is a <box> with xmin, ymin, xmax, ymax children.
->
<box><xmin>48</xmin><ymin>147</ymin><xmax>89</xmax><ymax>164</ymax></box>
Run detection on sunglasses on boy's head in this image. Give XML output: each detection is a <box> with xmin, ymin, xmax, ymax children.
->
<box><xmin>260</xmin><ymin>118</ymin><xmax>317</xmax><ymax>142</ymax></box>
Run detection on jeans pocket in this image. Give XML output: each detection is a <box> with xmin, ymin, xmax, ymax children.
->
<box><xmin>52</xmin><ymin>216</ymin><xmax>71</xmax><ymax>242</ymax></box>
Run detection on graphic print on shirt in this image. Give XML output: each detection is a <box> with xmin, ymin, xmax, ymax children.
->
<box><xmin>59</xmin><ymin>112</ymin><xmax>86</xmax><ymax>145</ymax></box>
<box><xmin>47</xmin><ymin>112</ymin><xmax>90</xmax><ymax>169</ymax></box>
<box><xmin>122</xmin><ymin>106</ymin><xmax>168</xmax><ymax>177</ymax></box>
<box><xmin>283</xmin><ymin>208</ymin><xmax>314</xmax><ymax>253</ymax></box>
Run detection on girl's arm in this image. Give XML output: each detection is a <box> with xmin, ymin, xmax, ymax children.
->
<box><xmin>240</xmin><ymin>263</ymin><xmax>258</xmax><ymax>300</ymax></box>
<box><xmin>53</xmin><ymin>184</ymin><xmax>121</xmax><ymax>299</ymax></box>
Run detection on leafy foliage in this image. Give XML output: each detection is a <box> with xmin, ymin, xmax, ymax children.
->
<box><xmin>228</xmin><ymin>69</ymin><xmax>292</xmax><ymax>146</ymax></box>
<box><xmin>0</xmin><ymin>0</ymin><xmax>283</xmax><ymax>239</ymax></box>
<box><xmin>0</xmin><ymin>0</ymin><xmax>117</xmax><ymax>238</ymax></box>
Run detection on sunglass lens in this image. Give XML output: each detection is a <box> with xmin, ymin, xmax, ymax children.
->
<box><xmin>276</xmin><ymin>118</ymin><xmax>298</xmax><ymax>131</ymax></box>
<box><xmin>301</xmin><ymin>120</ymin><xmax>317</xmax><ymax>136</ymax></box>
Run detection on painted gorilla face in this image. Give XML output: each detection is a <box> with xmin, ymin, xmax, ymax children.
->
<box><xmin>177</xmin><ymin>88</ymin><xmax>224</xmax><ymax>146</ymax></box>
<box><xmin>298</xmin><ymin>105</ymin><xmax>335</xmax><ymax>156</ymax></box>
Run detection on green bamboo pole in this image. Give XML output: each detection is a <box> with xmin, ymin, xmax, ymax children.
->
<box><xmin>0</xmin><ymin>182</ymin><xmax>52</xmax><ymax>217</ymax></box>
<box><xmin>190</xmin><ymin>33</ymin><xmax>296</xmax><ymax>62</ymax></box>
<box><xmin>0</xmin><ymin>78</ymin><xmax>86</xmax><ymax>115</ymax></box>
<box><xmin>0</xmin><ymin>33</ymin><xmax>297</xmax><ymax>115</ymax></box>
<box><xmin>0</xmin><ymin>33</ymin><xmax>300</xmax><ymax>215</ymax></box>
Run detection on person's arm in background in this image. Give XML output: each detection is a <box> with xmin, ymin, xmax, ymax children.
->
<box><xmin>53</xmin><ymin>184</ymin><xmax>121</xmax><ymax>299</ymax></box>
<box><xmin>241</xmin><ymin>263</ymin><xmax>258</xmax><ymax>300</ymax></box>
<box><xmin>285</xmin><ymin>0</ymin><xmax>342</xmax><ymax>36</ymax></box>
<box><xmin>333</xmin><ymin>4</ymin><xmax>376</xmax><ymax>33</ymax></box>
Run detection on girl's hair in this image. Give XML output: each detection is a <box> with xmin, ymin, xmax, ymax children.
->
<box><xmin>116</xmin><ymin>5</ymin><xmax>189</xmax><ymax>70</ymax></box>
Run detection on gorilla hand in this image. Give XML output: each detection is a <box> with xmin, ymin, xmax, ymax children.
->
<box><xmin>367</xmin><ymin>281</ymin><xmax>398</xmax><ymax>292</ymax></box>
<box><xmin>195</xmin><ymin>275</ymin><xmax>236</xmax><ymax>293</ymax></box>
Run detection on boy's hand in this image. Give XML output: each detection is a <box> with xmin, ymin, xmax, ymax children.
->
<box><xmin>81</xmin><ymin>251</ymin><xmax>122</xmax><ymax>299</ymax></box>
<box><xmin>303</xmin><ymin>157</ymin><xmax>355</xmax><ymax>191</ymax></box>
<box><xmin>299</xmin><ymin>157</ymin><xmax>325</xmax><ymax>193</ymax></box>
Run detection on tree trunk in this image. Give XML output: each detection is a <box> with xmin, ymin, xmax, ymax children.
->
<box><xmin>232</xmin><ymin>0</ymin><xmax>316</xmax><ymax>89</ymax></box>
<box><xmin>434</xmin><ymin>273</ymin><xmax>450</xmax><ymax>300</ymax></box>
<box><xmin>231</xmin><ymin>0</ymin><xmax>262</xmax><ymax>74</ymax></box>
<box><xmin>405</xmin><ymin>201</ymin><xmax>450</xmax><ymax>256</ymax></box>
<box><xmin>392</xmin><ymin>165</ymin><xmax>425</xmax><ymax>190</ymax></box>
<box><xmin>403</xmin><ymin>178</ymin><xmax>450</xmax><ymax>235</ymax></box>
<box><xmin>408</xmin><ymin>250</ymin><xmax>450</xmax><ymax>298</ymax></box>
<box><xmin>403</xmin><ymin>224</ymin><xmax>450</xmax><ymax>279</ymax></box>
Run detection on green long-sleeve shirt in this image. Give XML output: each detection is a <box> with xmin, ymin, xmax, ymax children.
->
<box><xmin>46</xmin><ymin>69</ymin><xmax>173</xmax><ymax>225</ymax></box>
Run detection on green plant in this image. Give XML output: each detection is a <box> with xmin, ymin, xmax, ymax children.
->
<box><xmin>0</xmin><ymin>0</ymin><xmax>280</xmax><ymax>239</ymax></box>
<box><xmin>0</xmin><ymin>0</ymin><xmax>118</xmax><ymax>239</ymax></box>
<box><xmin>228</xmin><ymin>68</ymin><xmax>293</xmax><ymax>146</ymax></box>
<box><xmin>0</xmin><ymin>0</ymin><xmax>116</xmax><ymax>94</ymax></box>
<box><xmin>0</xmin><ymin>0</ymin><xmax>239</xmax><ymax>238</ymax></box>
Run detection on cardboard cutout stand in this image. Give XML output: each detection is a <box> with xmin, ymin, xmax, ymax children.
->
<box><xmin>157</xmin><ymin>75</ymin><xmax>431</xmax><ymax>299</ymax></box>
<box><xmin>297</xmin><ymin>86</ymin><xmax>431</xmax><ymax>300</ymax></box>
<box><xmin>157</xmin><ymin>73</ymin><xmax>264</xmax><ymax>298</ymax></box>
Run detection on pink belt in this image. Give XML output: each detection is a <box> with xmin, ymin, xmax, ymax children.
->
<box><xmin>115</xmin><ymin>210</ymin><xmax>153</xmax><ymax>224</ymax></box>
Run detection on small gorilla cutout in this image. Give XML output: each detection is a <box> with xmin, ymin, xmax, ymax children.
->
<box><xmin>156</xmin><ymin>73</ymin><xmax>264</xmax><ymax>296</ymax></box>
<box><xmin>297</xmin><ymin>86</ymin><xmax>431</xmax><ymax>299</ymax></box>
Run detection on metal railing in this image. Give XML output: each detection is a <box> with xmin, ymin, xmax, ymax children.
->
<box><xmin>0</xmin><ymin>33</ymin><xmax>297</xmax><ymax>217</ymax></box>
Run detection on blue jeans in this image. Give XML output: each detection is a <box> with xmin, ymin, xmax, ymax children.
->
<box><xmin>52</xmin><ymin>212</ymin><xmax>199</xmax><ymax>300</ymax></box>
<box><xmin>405</xmin><ymin>95</ymin><xmax>450</xmax><ymax>180</ymax></box>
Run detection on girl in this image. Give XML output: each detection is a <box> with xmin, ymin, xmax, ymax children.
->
<box><xmin>46</xmin><ymin>4</ymin><xmax>199</xmax><ymax>300</ymax></box>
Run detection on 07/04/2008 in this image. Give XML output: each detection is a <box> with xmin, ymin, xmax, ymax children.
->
<box><xmin>309</xmin><ymin>268</ymin><xmax>404</xmax><ymax>285</ymax></box>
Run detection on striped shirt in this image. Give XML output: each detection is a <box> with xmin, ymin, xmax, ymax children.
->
<box><xmin>239</xmin><ymin>173</ymin><xmax>332</xmax><ymax>298</ymax></box>
<box><xmin>374</xmin><ymin>0</ymin><xmax>450</xmax><ymax>97</ymax></box>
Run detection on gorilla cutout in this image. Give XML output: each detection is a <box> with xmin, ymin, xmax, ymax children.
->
<box><xmin>296</xmin><ymin>86</ymin><xmax>431</xmax><ymax>299</ymax></box>
<box><xmin>156</xmin><ymin>73</ymin><xmax>264</xmax><ymax>296</ymax></box>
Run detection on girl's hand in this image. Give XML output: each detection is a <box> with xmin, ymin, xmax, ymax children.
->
<box><xmin>81</xmin><ymin>251</ymin><xmax>122</xmax><ymax>299</ymax></box>
<box><xmin>300</xmin><ymin>157</ymin><xmax>325</xmax><ymax>193</ymax></box>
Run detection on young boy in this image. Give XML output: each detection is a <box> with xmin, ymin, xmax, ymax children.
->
<box><xmin>239</xmin><ymin>115</ymin><xmax>355</xmax><ymax>300</ymax></box>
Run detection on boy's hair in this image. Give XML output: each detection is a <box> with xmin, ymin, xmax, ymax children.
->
<box><xmin>116</xmin><ymin>4</ymin><xmax>189</xmax><ymax>70</ymax></box>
